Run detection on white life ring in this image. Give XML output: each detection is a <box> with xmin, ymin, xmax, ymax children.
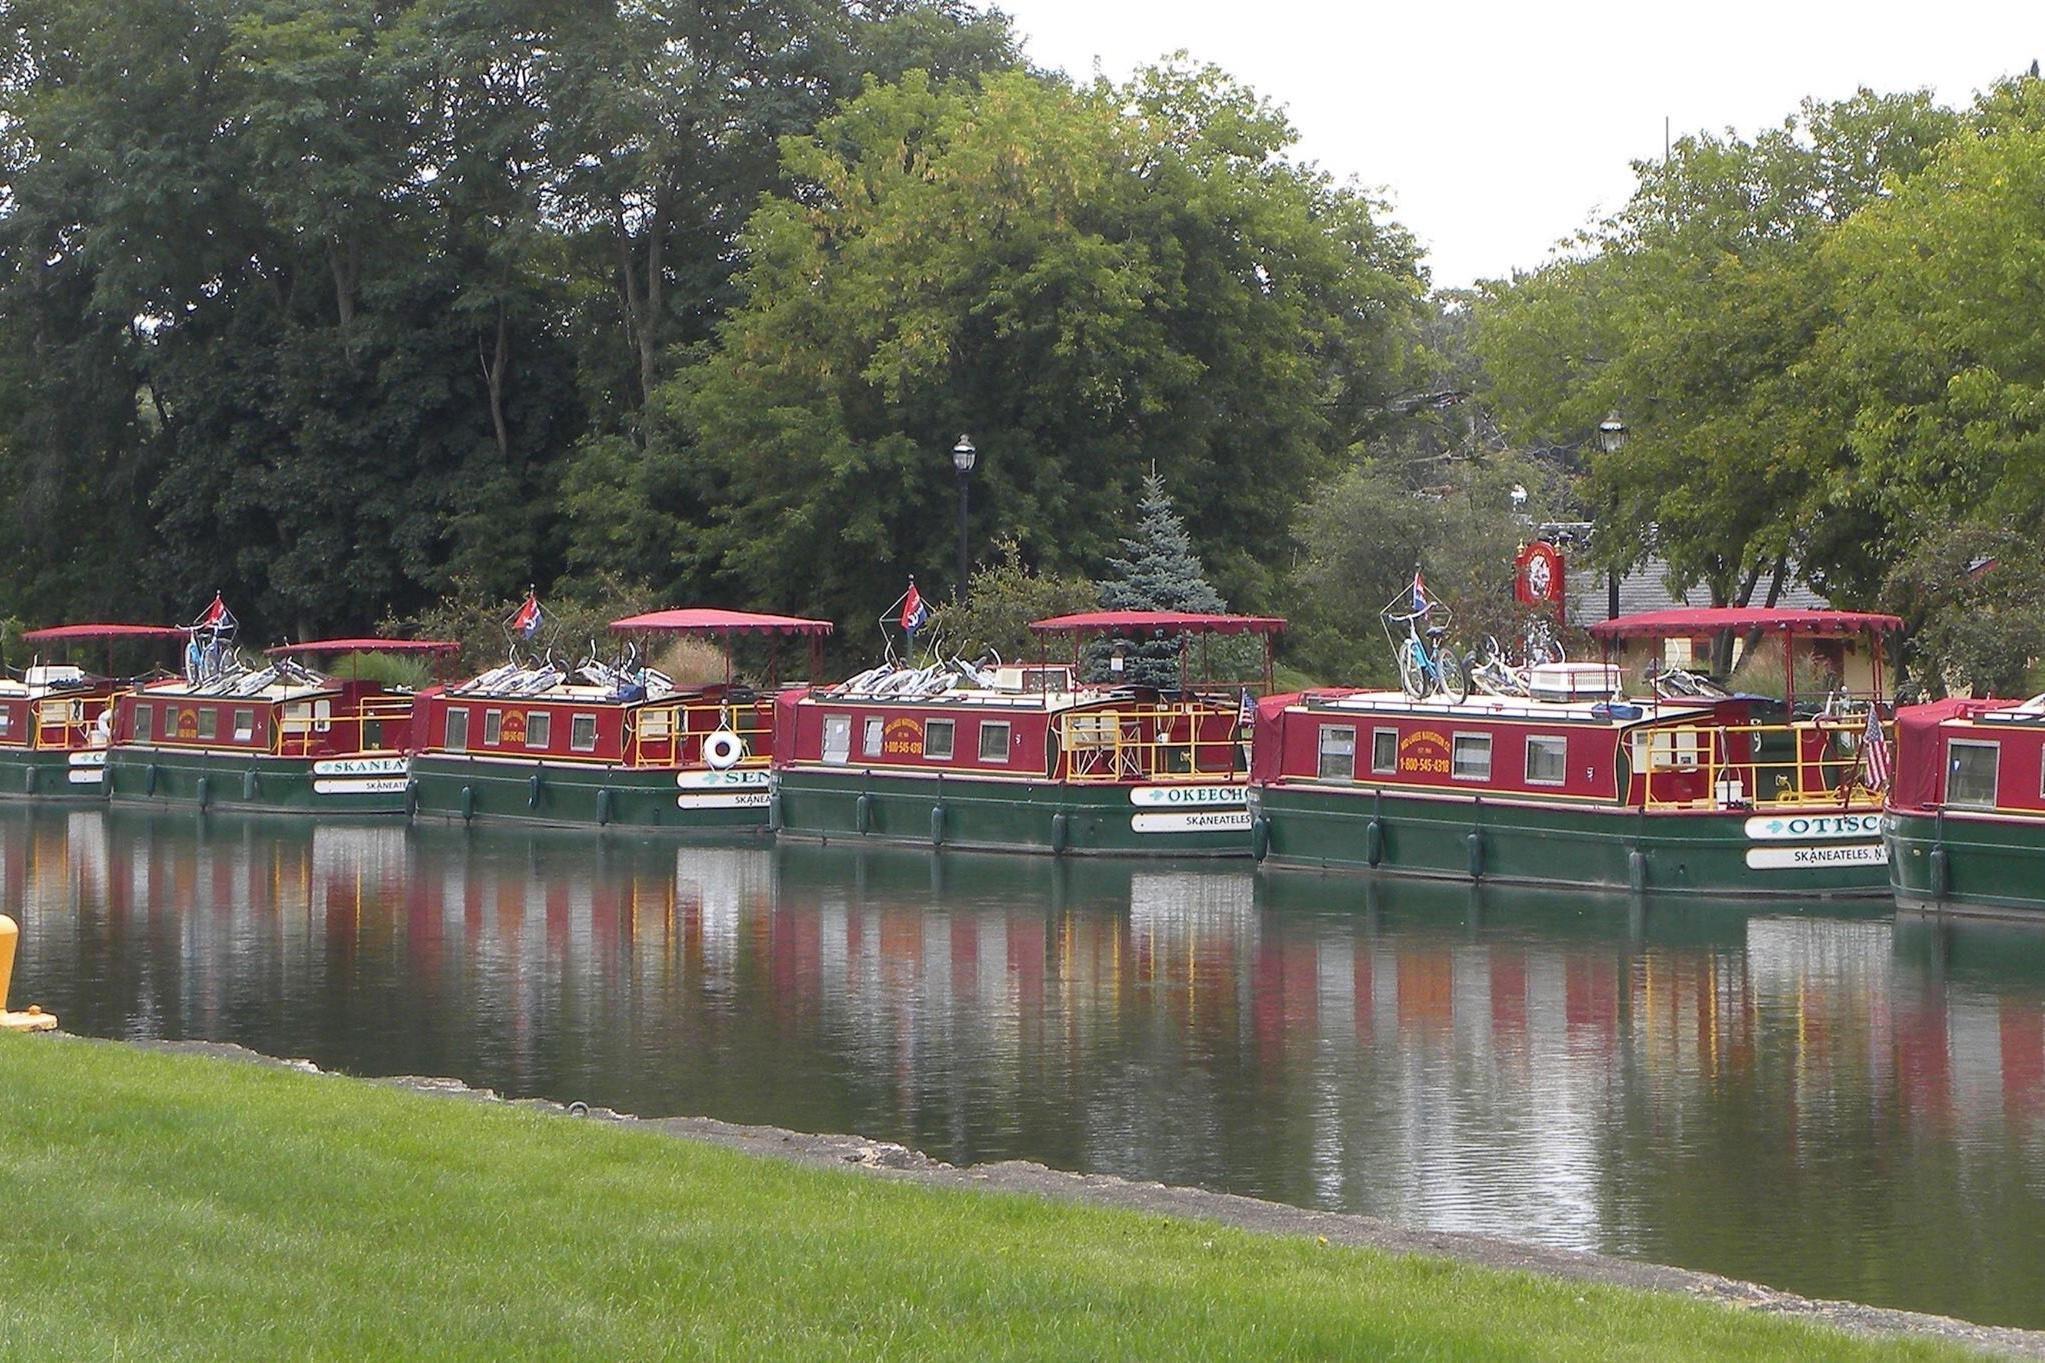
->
<box><xmin>704</xmin><ymin>730</ymin><xmax>746</xmax><ymax>770</ymax></box>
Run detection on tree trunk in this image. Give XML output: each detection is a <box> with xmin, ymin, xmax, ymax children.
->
<box><xmin>329</xmin><ymin>239</ymin><xmax>358</xmax><ymax>329</ymax></box>
<box><xmin>480</xmin><ymin>306</ymin><xmax>511</xmax><ymax>462</ymax></box>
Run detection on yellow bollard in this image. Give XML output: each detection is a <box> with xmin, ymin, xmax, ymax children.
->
<box><xmin>0</xmin><ymin>914</ymin><xmax>59</xmax><ymax>1033</ymax></box>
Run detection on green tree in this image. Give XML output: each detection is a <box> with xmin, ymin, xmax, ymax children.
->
<box><xmin>1474</xmin><ymin>90</ymin><xmax>1960</xmax><ymax>608</ymax></box>
<box><xmin>612</xmin><ymin>61</ymin><xmax>1421</xmax><ymax>633</ymax></box>
<box><xmin>1092</xmin><ymin>471</ymin><xmax>1240</xmax><ymax>688</ymax></box>
<box><xmin>922</xmin><ymin>538</ymin><xmax>1099</xmax><ymax>663</ymax></box>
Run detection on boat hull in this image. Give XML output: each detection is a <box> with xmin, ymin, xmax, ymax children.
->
<box><xmin>1251</xmin><ymin>783</ymin><xmax>1888</xmax><ymax>897</ymax></box>
<box><xmin>1886</xmin><ymin>808</ymin><xmax>2045</xmax><ymax>916</ymax></box>
<box><xmin>0</xmin><ymin>748</ymin><xmax>108</xmax><ymax>801</ymax></box>
<box><xmin>773</xmin><ymin>767</ymin><xmax>1252</xmax><ymax>857</ymax></box>
<box><xmin>105</xmin><ymin>748</ymin><xmax>408</xmax><ymax>816</ymax></box>
<box><xmin>409</xmin><ymin>753</ymin><xmax>771</xmax><ymax>833</ymax></box>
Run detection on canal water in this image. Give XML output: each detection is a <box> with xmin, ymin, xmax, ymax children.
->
<box><xmin>5</xmin><ymin>805</ymin><xmax>2044</xmax><ymax>1328</ymax></box>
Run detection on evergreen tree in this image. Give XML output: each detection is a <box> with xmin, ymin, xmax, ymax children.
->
<box><xmin>1093</xmin><ymin>472</ymin><xmax>1230</xmax><ymax>688</ymax></box>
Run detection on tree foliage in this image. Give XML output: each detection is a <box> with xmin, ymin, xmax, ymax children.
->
<box><xmin>608</xmin><ymin>61</ymin><xmax>1424</xmax><ymax>630</ymax></box>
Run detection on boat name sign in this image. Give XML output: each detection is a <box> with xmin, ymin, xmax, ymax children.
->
<box><xmin>1128</xmin><ymin>785</ymin><xmax>1246</xmax><ymax>808</ymax></box>
<box><xmin>1743</xmin><ymin>813</ymin><xmax>1881</xmax><ymax>841</ymax></box>
<box><xmin>1745</xmin><ymin>844</ymin><xmax>1887</xmax><ymax>870</ymax></box>
<box><xmin>312</xmin><ymin>756</ymin><xmax>407</xmax><ymax>777</ymax></box>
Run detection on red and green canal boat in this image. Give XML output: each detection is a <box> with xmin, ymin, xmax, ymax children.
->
<box><xmin>1250</xmin><ymin>607</ymin><xmax>1902</xmax><ymax>897</ymax></box>
<box><xmin>1885</xmin><ymin>693</ymin><xmax>2045</xmax><ymax>916</ymax></box>
<box><xmin>1</xmin><ymin>623</ymin><xmax>184</xmax><ymax>799</ymax></box>
<box><xmin>771</xmin><ymin>610</ymin><xmax>1283</xmax><ymax>857</ymax></box>
<box><xmin>105</xmin><ymin>631</ymin><xmax>453</xmax><ymax>816</ymax></box>
<box><xmin>408</xmin><ymin>608</ymin><xmax>832</xmax><ymax>832</ymax></box>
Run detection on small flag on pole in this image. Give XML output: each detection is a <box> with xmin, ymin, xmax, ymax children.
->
<box><xmin>1410</xmin><ymin>571</ymin><xmax>1429</xmax><ymax>615</ymax></box>
<box><xmin>900</xmin><ymin>580</ymin><xmax>929</xmax><ymax>645</ymax></box>
<box><xmin>1861</xmin><ymin>705</ymin><xmax>1891</xmax><ymax>793</ymax></box>
<box><xmin>194</xmin><ymin>593</ymin><xmax>236</xmax><ymax>632</ymax></box>
<box><xmin>509</xmin><ymin>592</ymin><xmax>543</xmax><ymax>639</ymax></box>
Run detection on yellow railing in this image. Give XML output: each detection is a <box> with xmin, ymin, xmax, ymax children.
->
<box><xmin>1635</xmin><ymin>718</ymin><xmax>1887</xmax><ymax>811</ymax></box>
<box><xmin>1056</xmin><ymin>703</ymin><xmax>1245</xmax><ymax>784</ymax></box>
<box><xmin>274</xmin><ymin>695</ymin><xmax>414</xmax><ymax>758</ymax></box>
<box><xmin>625</xmin><ymin>698</ymin><xmax>773</xmax><ymax>769</ymax></box>
<box><xmin>32</xmin><ymin>696</ymin><xmax>101</xmax><ymax>751</ymax></box>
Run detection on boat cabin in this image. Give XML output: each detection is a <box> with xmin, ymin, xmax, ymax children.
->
<box><xmin>4</xmin><ymin>624</ymin><xmax>185</xmax><ymax>755</ymax></box>
<box><xmin>779</xmin><ymin>610</ymin><xmax>1285</xmax><ymax>787</ymax></box>
<box><xmin>1888</xmin><ymin>694</ymin><xmax>2045</xmax><ymax>820</ymax></box>
<box><xmin>415</xmin><ymin>607</ymin><xmax>834</xmax><ymax>773</ymax></box>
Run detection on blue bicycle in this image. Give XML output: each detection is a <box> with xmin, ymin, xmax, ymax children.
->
<box><xmin>1388</xmin><ymin>608</ymin><xmax>1469</xmax><ymax>702</ymax></box>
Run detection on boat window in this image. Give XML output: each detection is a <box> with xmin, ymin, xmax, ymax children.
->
<box><xmin>363</xmin><ymin>720</ymin><xmax>384</xmax><ymax>751</ymax></box>
<box><xmin>526</xmin><ymin>712</ymin><xmax>551</xmax><ymax>749</ymax></box>
<box><xmin>1317</xmin><ymin>725</ymin><xmax>1356</xmax><ymax>781</ymax></box>
<box><xmin>232</xmin><ymin>708</ymin><xmax>256</xmax><ymax>743</ymax></box>
<box><xmin>979</xmin><ymin>721</ymin><xmax>1011</xmax><ymax>764</ymax></box>
<box><xmin>863</xmin><ymin>715</ymin><xmax>885</xmax><ymax>757</ymax></box>
<box><xmin>484</xmin><ymin>709</ymin><xmax>502</xmax><ymax>746</ymax></box>
<box><xmin>134</xmin><ymin>706</ymin><xmax>153</xmax><ymax>743</ymax></box>
<box><xmin>445</xmin><ymin>708</ymin><xmax>469</xmax><ymax>752</ymax></box>
<box><xmin>0</xmin><ymin>709</ymin><xmax>11</xmax><ymax>738</ymax></box>
<box><xmin>1526</xmin><ymin>735</ymin><xmax>1567</xmax><ymax>785</ymax></box>
<box><xmin>925</xmin><ymin>719</ymin><xmax>955</xmax><ymax>760</ymax></box>
<box><xmin>163</xmin><ymin>706</ymin><xmax>182</xmax><ymax>739</ymax></box>
<box><xmin>197</xmin><ymin>707</ymin><xmax>218</xmax><ymax>741</ymax></box>
<box><xmin>823</xmin><ymin>714</ymin><xmax>851</xmax><ymax>764</ymax></box>
<box><xmin>571</xmin><ymin>714</ymin><xmax>598</xmax><ymax>752</ymax></box>
<box><xmin>1947</xmin><ymin>740</ymin><xmax>1999</xmax><ymax>808</ymax></box>
<box><xmin>313</xmin><ymin>698</ymin><xmax>331</xmax><ymax>734</ymax></box>
<box><xmin>1451</xmin><ymin>733</ymin><xmax>1492</xmax><ymax>781</ymax></box>
<box><xmin>1372</xmin><ymin>728</ymin><xmax>1397</xmax><ymax>775</ymax></box>
<box><xmin>638</xmin><ymin>708</ymin><xmax>671</xmax><ymax>740</ymax></box>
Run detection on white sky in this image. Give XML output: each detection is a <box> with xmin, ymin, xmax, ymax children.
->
<box><xmin>991</xmin><ymin>0</ymin><xmax>2040</xmax><ymax>288</ymax></box>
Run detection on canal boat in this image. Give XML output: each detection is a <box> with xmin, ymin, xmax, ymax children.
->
<box><xmin>1250</xmin><ymin>607</ymin><xmax>1902</xmax><ymax>897</ymax></box>
<box><xmin>104</xmin><ymin>624</ymin><xmax>454</xmax><ymax>816</ymax></box>
<box><xmin>1</xmin><ymin>623</ymin><xmax>184</xmax><ymax>800</ymax></box>
<box><xmin>1885</xmin><ymin>693</ymin><xmax>2045</xmax><ymax>916</ymax></box>
<box><xmin>771</xmin><ymin>610</ymin><xmax>1283</xmax><ymax>856</ymax></box>
<box><xmin>409</xmin><ymin>607</ymin><xmax>832</xmax><ymax>832</ymax></box>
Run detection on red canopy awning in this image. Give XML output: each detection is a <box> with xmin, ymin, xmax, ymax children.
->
<box><xmin>1028</xmin><ymin>610</ymin><xmax>1287</xmax><ymax>637</ymax></box>
<box><xmin>609</xmin><ymin>608</ymin><xmax>834</xmax><ymax>637</ymax></box>
<box><xmin>1588</xmin><ymin>607</ymin><xmax>1901</xmax><ymax>641</ymax></box>
<box><xmin>266</xmin><ymin>638</ymin><xmax>460</xmax><ymax>656</ymax></box>
<box><xmin>21</xmin><ymin>623</ymin><xmax>185</xmax><ymax>643</ymax></box>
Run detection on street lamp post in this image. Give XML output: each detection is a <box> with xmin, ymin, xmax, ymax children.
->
<box><xmin>1596</xmin><ymin>415</ymin><xmax>1628</xmax><ymax>620</ymax></box>
<box><xmin>951</xmin><ymin>434</ymin><xmax>977</xmax><ymax>602</ymax></box>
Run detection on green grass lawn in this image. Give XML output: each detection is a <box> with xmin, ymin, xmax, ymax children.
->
<box><xmin>0</xmin><ymin>1035</ymin><xmax>1982</xmax><ymax>1361</ymax></box>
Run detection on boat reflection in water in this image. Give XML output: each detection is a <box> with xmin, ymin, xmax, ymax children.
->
<box><xmin>4</xmin><ymin>805</ymin><xmax>2044</xmax><ymax>1329</ymax></box>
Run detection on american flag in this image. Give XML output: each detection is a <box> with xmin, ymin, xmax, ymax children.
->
<box><xmin>1860</xmin><ymin>705</ymin><xmax>1891</xmax><ymax>793</ymax></box>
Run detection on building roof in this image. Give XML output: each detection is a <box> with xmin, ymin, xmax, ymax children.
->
<box><xmin>1564</xmin><ymin>553</ymin><xmax>1830</xmax><ymax>627</ymax></box>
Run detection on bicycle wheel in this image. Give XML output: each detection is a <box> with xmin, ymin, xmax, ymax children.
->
<box><xmin>1397</xmin><ymin>637</ymin><xmax>1428</xmax><ymax>699</ymax></box>
<box><xmin>1438</xmin><ymin>649</ymin><xmax>1470</xmax><ymax>703</ymax></box>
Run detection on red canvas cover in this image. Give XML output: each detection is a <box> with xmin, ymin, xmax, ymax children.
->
<box><xmin>610</xmin><ymin>608</ymin><xmax>833</xmax><ymax>637</ymax></box>
<box><xmin>1588</xmin><ymin>607</ymin><xmax>1901</xmax><ymax>640</ymax></box>
<box><xmin>1890</xmin><ymin>697</ymin><xmax>2018</xmax><ymax>811</ymax></box>
<box><xmin>1029</xmin><ymin>610</ymin><xmax>1286</xmax><ymax>637</ymax></box>
<box><xmin>22</xmin><ymin>623</ymin><xmax>183</xmax><ymax>642</ymax></box>
<box><xmin>1250</xmin><ymin>694</ymin><xmax>1302</xmax><ymax>785</ymax></box>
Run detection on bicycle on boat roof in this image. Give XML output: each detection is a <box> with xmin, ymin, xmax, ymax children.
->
<box><xmin>1381</xmin><ymin>599</ymin><xmax>1469</xmax><ymax>702</ymax></box>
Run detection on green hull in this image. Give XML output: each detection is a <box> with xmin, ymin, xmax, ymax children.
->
<box><xmin>1886</xmin><ymin>808</ymin><xmax>2045</xmax><ymax>916</ymax></box>
<box><xmin>410</xmin><ymin>753</ymin><xmax>770</xmax><ymax>834</ymax></box>
<box><xmin>1251</xmin><ymin>784</ymin><xmax>1888</xmax><ymax>898</ymax></box>
<box><xmin>105</xmin><ymin>747</ymin><xmax>407</xmax><ymax>816</ymax></box>
<box><xmin>0</xmin><ymin>748</ymin><xmax>107</xmax><ymax>802</ymax></box>
<box><xmin>773</xmin><ymin>767</ymin><xmax>1252</xmax><ymax>857</ymax></box>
